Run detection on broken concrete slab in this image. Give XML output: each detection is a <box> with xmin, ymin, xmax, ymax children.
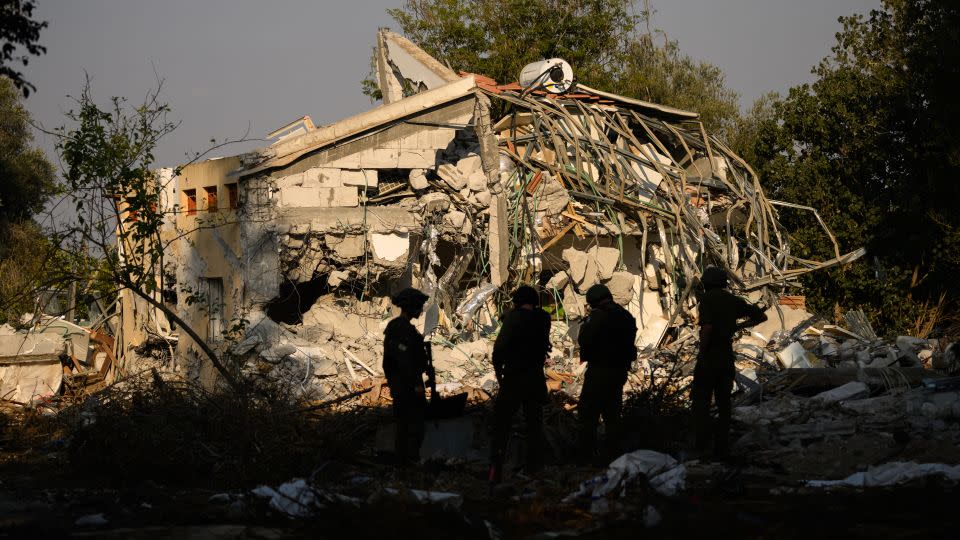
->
<box><xmin>530</xmin><ymin>173</ymin><xmax>570</xmax><ymax>215</ymax></box>
<box><xmin>279</xmin><ymin>187</ymin><xmax>359</xmax><ymax>208</ymax></box>
<box><xmin>324</xmin><ymin>234</ymin><xmax>366</xmax><ymax>260</ymax></box>
<box><xmin>420</xmin><ymin>192</ymin><xmax>451</xmax><ymax>214</ymax></box>
<box><xmin>562</xmin><ymin>247</ymin><xmax>598</xmax><ymax>292</ymax></box>
<box><xmin>592</xmin><ymin>246</ymin><xmax>620</xmax><ymax>281</ymax></box>
<box><xmin>370</xmin><ymin>233</ymin><xmax>409</xmax><ymax>264</ymax></box>
<box><xmin>340</xmin><ymin>169</ymin><xmax>379</xmax><ymax>188</ymax></box>
<box><xmin>443</xmin><ymin>210</ymin><xmax>467</xmax><ymax>230</ymax></box>
<box><xmin>546</xmin><ymin>271</ymin><xmax>570</xmax><ymax>291</ymax></box>
<box><xmin>606</xmin><ymin>271</ymin><xmax>635</xmax><ymax>306</ymax></box>
<box><xmin>437</xmin><ymin>163</ymin><xmax>466</xmax><ymax>190</ymax></box>
<box><xmin>0</xmin><ymin>333</ymin><xmax>67</xmax><ymax>404</ymax></box>
<box><xmin>409</xmin><ymin>169</ymin><xmax>429</xmax><ymax>190</ymax></box>
<box><xmin>301</xmin><ymin>304</ymin><xmax>370</xmax><ymax>341</ymax></box>
<box><xmin>812</xmin><ymin>381</ymin><xmax>870</xmax><ymax>404</ymax></box>
<box><xmin>35</xmin><ymin>318</ymin><xmax>91</xmax><ymax>363</ymax></box>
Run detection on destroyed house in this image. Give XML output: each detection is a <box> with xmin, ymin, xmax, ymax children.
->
<box><xmin>119</xmin><ymin>30</ymin><xmax>862</xmax><ymax>392</ymax></box>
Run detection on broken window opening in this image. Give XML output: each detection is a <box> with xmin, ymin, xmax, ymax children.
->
<box><xmin>264</xmin><ymin>277</ymin><xmax>329</xmax><ymax>325</ymax></box>
<box><xmin>204</xmin><ymin>186</ymin><xmax>218</xmax><ymax>212</ymax></box>
<box><xmin>204</xmin><ymin>277</ymin><xmax>225</xmax><ymax>342</ymax></box>
<box><xmin>226</xmin><ymin>183</ymin><xmax>239</xmax><ymax>209</ymax></box>
<box><xmin>184</xmin><ymin>189</ymin><xmax>197</xmax><ymax>216</ymax></box>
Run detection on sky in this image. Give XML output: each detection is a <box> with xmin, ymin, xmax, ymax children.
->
<box><xmin>21</xmin><ymin>0</ymin><xmax>879</xmax><ymax>168</ymax></box>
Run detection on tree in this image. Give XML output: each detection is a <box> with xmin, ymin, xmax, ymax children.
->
<box><xmin>0</xmin><ymin>75</ymin><xmax>55</xmax><ymax>231</ymax></box>
<box><xmin>0</xmin><ymin>74</ymin><xmax>57</xmax><ymax>324</ymax></box>
<box><xmin>0</xmin><ymin>0</ymin><xmax>47</xmax><ymax>97</ymax></box>
<box><xmin>745</xmin><ymin>0</ymin><xmax>960</xmax><ymax>333</ymax></box>
<box><xmin>371</xmin><ymin>0</ymin><xmax>740</xmax><ymax>133</ymax></box>
<box><xmin>613</xmin><ymin>36</ymin><xmax>740</xmax><ymax>137</ymax></box>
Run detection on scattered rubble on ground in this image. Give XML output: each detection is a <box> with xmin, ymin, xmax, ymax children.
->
<box><xmin>0</xmin><ymin>314</ymin><xmax>119</xmax><ymax>408</ymax></box>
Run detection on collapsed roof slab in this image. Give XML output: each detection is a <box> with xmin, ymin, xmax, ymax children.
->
<box><xmin>0</xmin><ymin>333</ymin><xmax>66</xmax><ymax>404</ymax></box>
<box><xmin>377</xmin><ymin>28</ymin><xmax>460</xmax><ymax>104</ymax></box>
<box><xmin>241</xmin><ymin>75</ymin><xmax>479</xmax><ymax>177</ymax></box>
<box><xmin>278</xmin><ymin>206</ymin><xmax>421</xmax><ymax>236</ymax></box>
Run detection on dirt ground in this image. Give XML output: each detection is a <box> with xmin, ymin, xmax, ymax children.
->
<box><xmin>2</xmin><ymin>390</ymin><xmax>960</xmax><ymax>539</ymax></box>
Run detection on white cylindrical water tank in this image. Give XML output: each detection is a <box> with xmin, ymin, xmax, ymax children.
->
<box><xmin>519</xmin><ymin>58</ymin><xmax>574</xmax><ymax>94</ymax></box>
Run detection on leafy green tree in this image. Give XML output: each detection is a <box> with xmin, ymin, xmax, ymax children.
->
<box><xmin>746</xmin><ymin>0</ymin><xmax>960</xmax><ymax>333</ymax></box>
<box><xmin>385</xmin><ymin>0</ymin><xmax>634</xmax><ymax>92</ymax></box>
<box><xmin>613</xmin><ymin>37</ymin><xmax>740</xmax><ymax>136</ymax></box>
<box><xmin>0</xmin><ymin>0</ymin><xmax>47</xmax><ymax>96</ymax></box>
<box><xmin>0</xmin><ymin>75</ymin><xmax>55</xmax><ymax>233</ymax></box>
<box><xmin>371</xmin><ymin>0</ymin><xmax>740</xmax><ymax>133</ymax></box>
<box><xmin>0</xmin><ymin>75</ymin><xmax>57</xmax><ymax>324</ymax></box>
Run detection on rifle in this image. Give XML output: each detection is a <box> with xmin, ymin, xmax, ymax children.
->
<box><xmin>421</xmin><ymin>324</ymin><xmax>467</xmax><ymax>419</ymax></box>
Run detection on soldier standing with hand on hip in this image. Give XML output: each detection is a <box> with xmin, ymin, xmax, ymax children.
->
<box><xmin>692</xmin><ymin>266</ymin><xmax>767</xmax><ymax>460</ymax></box>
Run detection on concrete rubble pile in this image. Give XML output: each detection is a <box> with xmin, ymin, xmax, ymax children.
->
<box><xmin>0</xmin><ymin>316</ymin><xmax>120</xmax><ymax>407</ymax></box>
<box><xmin>122</xmin><ymin>29</ymin><xmax>865</xmax><ymax>406</ymax></box>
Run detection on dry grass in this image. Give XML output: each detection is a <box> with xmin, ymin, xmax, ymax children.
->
<box><xmin>911</xmin><ymin>292</ymin><xmax>949</xmax><ymax>339</ymax></box>
<box><xmin>2</xmin><ymin>370</ymin><xmax>384</xmax><ymax>488</ymax></box>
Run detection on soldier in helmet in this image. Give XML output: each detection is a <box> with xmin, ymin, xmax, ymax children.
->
<box><xmin>693</xmin><ymin>266</ymin><xmax>767</xmax><ymax>459</ymax></box>
<box><xmin>383</xmin><ymin>287</ymin><xmax>431</xmax><ymax>466</ymax></box>
<box><xmin>490</xmin><ymin>285</ymin><xmax>551</xmax><ymax>480</ymax></box>
<box><xmin>576</xmin><ymin>283</ymin><xmax>637</xmax><ymax>465</ymax></box>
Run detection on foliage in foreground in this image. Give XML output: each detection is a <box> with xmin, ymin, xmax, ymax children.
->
<box><xmin>1</xmin><ymin>373</ymin><xmax>378</xmax><ymax>488</ymax></box>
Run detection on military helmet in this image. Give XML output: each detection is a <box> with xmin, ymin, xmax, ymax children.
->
<box><xmin>391</xmin><ymin>287</ymin><xmax>429</xmax><ymax>311</ymax></box>
<box><xmin>511</xmin><ymin>285</ymin><xmax>540</xmax><ymax>307</ymax></box>
<box><xmin>585</xmin><ymin>283</ymin><xmax>613</xmax><ymax>307</ymax></box>
<box><xmin>701</xmin><ymin>266</ymin><xmax>728</xmax><ymax>289</ymax></box>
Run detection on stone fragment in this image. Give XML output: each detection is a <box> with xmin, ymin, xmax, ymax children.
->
<box><xmin>562</xmin><ymin>284</ymin><xmax>587</xmax><ymax>320</ymax></box>
<box><xmin>420</xmin><ymin>192</ymin><xmax>451</xmax><ymax>214</ymax></box>
<box><xmin>437</xmin><ymin>163</ymin><xmax>466</xmax><ymax>190</ymax></box>
<box><xmin>606</xmin><ymin>271</ymin><xmax>636</xmax><ymax>305</ymax></box>
<box><xmin>562</xmin><ymin>247</ymin><xmax>598</xmax><ymax>291</ymax></box>
<box><xmin>467</xmin><ymin>171</ymin><xmax>487</xmax><ymax>192</ymax></box>
<box><xmin>546</xmin><ymin>271</ymin><xmax>569</xmax><ymax>291</ymax></box>
<box><xmin>472</xmin><ymin>189</ymin><xmax>492</xmax><ymax>207</ymax></box>
<box><xmin>444</xmin><ymin>210</ymin><xmax>467</xmax><ymax>230</ymax></box>
<box><xmin>456</xmin><ymin>155</ymin><xmax>482</xmax><ymax>176</ymax></box>
<box><xmin>327</xmin><ymin>270</ymin><xmax>350</xmax><ymax>288</ymax></box>
<box><xmin>409</xmin><ymin>169</ymin><xmax>429</xmax><ymax>190</ymax></box>
<box><xmin>592</xmin><ymin>246</ymin><xmax>620</xmax><ymax>281</ymax></box>
<box><xmin>324</xmin><ymin>234</ymin><xmax>365</xmax><ymax>259</ymax></box>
